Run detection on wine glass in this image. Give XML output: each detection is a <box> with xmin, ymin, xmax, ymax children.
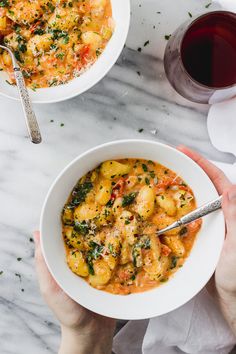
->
<box><xmin>164</xmin><ymin>11</ymin><xmax>236</xmax><ymax>104</ymax></box>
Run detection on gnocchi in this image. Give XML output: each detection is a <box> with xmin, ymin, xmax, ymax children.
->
<box><xmin>62</xmin><ymin>158</ymin><xmax>201</xmax><ymax>295</ymax></box>
<box><xmin>0</xmin><ymin>0</ymin><xmax>113</xmax><ymax>89</ymax></box>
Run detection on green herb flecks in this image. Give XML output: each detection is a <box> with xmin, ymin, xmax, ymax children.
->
<box><xmin>179</xmin><ymin>226</ymin><xmax>188</xmax><ymax>237</ymax></box>
<box><xmin>170</xmin><ymin>256</ymin><xmax>178</xmax><ymax>269</ymax></box>
<box><xmin>74</xmin><ymin>221</ymin><xmax>90</xmax><ymax>236</ymax></box>
<box><xmin>122</xmin><ymin>192</ymin><xmax>137</xmax><ymax>207</ymax></box>
<box><xmin>15</xmin><ymin>273</ymin><xmax>22</xmax><ymax>281</ymax></box>
<box><xmin>0</xmin><ymin>0</ymin><xmax>9</xmax><ymax>7</ymax></box>
<box><xmin>70</xmin><ymin>181</ymin><xmax>93</xmax><ymax>207</ymax></box>
<box><xmin>86</xmin><ymin>242</ymin><xmax>104</xmax><ymax>275</ymax></box>
<box><xmin>142</xmin><ymin>163</ymin><xmax>148</xmax><ymax>172</ymax></box>
<box><xmin>132</xmin><ymin>236</ymin><xmax>151</xmax><ymax>267</ymax></box>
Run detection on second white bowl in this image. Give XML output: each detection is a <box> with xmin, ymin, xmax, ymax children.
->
<box><xmin>0</xmin><ymin>0</ymin><xmax>130</xmax><ymax>103</ymax></box>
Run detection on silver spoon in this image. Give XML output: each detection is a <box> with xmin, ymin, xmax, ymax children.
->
<box><xmin>157</xmin><ymin>195</ymin><xmax>223</xmax><ymax>236</ymax></box>
<box><xmin>0</xmin><ymin>42</ymin><xmax>42</xmax><ymax>144</ymax></box>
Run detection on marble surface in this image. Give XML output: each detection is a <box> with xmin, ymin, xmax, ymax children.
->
<box><xmin>0</xmin><ymin>0</ymin><xmax>235</xmax><ymax>353</ymax></box>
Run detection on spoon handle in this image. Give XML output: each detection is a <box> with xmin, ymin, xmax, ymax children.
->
<box><xmin>180</xmin><ymin>195</ymin><xmax>222</xmax><ymax>225</ymax></box>
<box><xmin>157</xmin><ymin>196</ymin><xmax>222</xmax><ymax>235</ymax></box>
<box><xmin>14</xmin><ymin>68</ymin><xmax>42</xmax><ymax>144</ymax></box>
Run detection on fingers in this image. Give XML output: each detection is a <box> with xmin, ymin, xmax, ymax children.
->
<box><xmin>177</xmin><ymin>145</ymin><xmax>231</xmax><ymax>195</ymax></box>
<box><xmin>222</xmin><ymin>186</ymin><xmax>236</xmax><ymax>239</ymax></box>
<box><xmin>33</xmin><ymin>231</ymin><xmax>60</xmax><ymax>297</ymax></box>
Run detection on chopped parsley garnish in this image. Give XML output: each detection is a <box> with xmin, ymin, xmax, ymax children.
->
<box><xmin>170</xmin><ymin>256</ymin><xmax>178</xmax><ymax>269</ymax></box>
<box><xmin>62</xmin><ymin>35</ymin><xmax>69</xmax><ymax>44</ymax></box>
<box><xmin>106</xmin><ymin>199</ymin><xmax>114</xmax><ymax>207</ymax></box>
<box><xmin>179</xmin><ymin>226</ymin><xmax>188</xmax><ymax>237</ymax></box>
<box><xmin>74</xmin><ymin>220</ymin><xmax>89</xmax><ymax>236</ymax></box>
<box><xmin>47</xmin><ymin>2</ymin><xmax>55</xmax><ymax>12</ymax></box>
<box><xmin>56</xmin><ymin>52</ymin><xmax>65</xmax><ymax>60</ymax></box>
<box><xmin>34</xmin><ymin>28</ymin><xmax>44</xmax><ymax>35</ymax></box>
<box><xmin>96</xmin><ymin>48</ymin><xmax>102</xmax><ymax>57</ymax></box>
<box><xmin>49</xmin><ymin>29</ymin><xmax>69</xmax><ymax>40</ymax></box>
<box><xmin>14</xmin><ymin>50</ymin><xmax>22</xmax><ymax>63</ymax></box>
<box><xmin>160</xmin><ymin>278</ymin><xmax>168</xmax><ymax>282</ymax></box>
<box><xmin>142</xmin><ymin>163</ymin><xmax>148</xmax><ymax>172</ymax></box>
<box><xmin>89</xmin><ymin>241</ymin><xmax>104</xmax><ymax>259</ymax></box>
<box><xmin>87</xmin><ymin>242</ymin><xmax>104</xmax><ymax>275</ymax></box>
<box><xmin>18</xmin><ymin>43</ymin><xmax>27</xmax><ymax>53</ymax></box>
<box><xmin>108</xmin><ymin>243</ymin><xmax>118</xmax><ymax>257</ymax></box>
<box><xmin>0</xmin><ymin>0</ymin><xmax>9</xmax><ymax>7</ymax></box>
<box><xmin>22</xmin><ymin>70</ymin><xmax>32</xmax><ymax>79</ymax></box>
<box><xmin>74</xmin><ymin>221</ymin><xmax>90</xmax><ymax>236</ymax></box>
<box><xmin>108</xmin><ymin>243</ymin><xmax>113</xmax><ymax>253</ymax></box>
<box><xmin>5</xmin><ymin>80</ymin><xmax>14</xmax><ymax>85</ymax></box>
<box><xmin>87</xmin><ymin>261</ymin><xmax>94</xmax><ymax>275</ymax></box>
<box><xmin>122</xmin><ymin>192</ymin><xmax>137</xmax><ymax>207</ymax></box>
<box><xmin>132</xmin><ymin>236</ymin><xmax>151</xmax><ymax>267</ymax></box>
<box><xmin>141</xmin><ymin>237</ymin><xmax>151</xmax><ymax>249</ymax></box>
<box><xmin>49</xmin><ymin>78</ymin><xmax>58</xmax><ymax>87</ymax></box>
<box><xmin>15</xmin><ymin>273</ymin><xmax>22</xmax><ymax>281</ymax></box>
<box><xmin>70</xmin><ymin>181</ymin><xmax>93</xmax><ymax>207</ymax></box>
<box><xmin>149</xmin><ymin>171</ymin><xmax>155</xmax><ymax>178</ymax></box>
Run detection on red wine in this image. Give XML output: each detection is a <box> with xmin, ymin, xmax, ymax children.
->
<box><xmin>181</xmin><ymin>12</ymin><xmax>236</xmax><ymax>88</ymax></box>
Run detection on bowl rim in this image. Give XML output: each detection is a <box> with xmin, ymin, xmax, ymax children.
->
<box><xmin>0</xmin><ymin>0</ymin><xmax>131</xmax><ymax>104</ymax></box>
<box><xmin>40</xmin><ymin>139</ymin><xmax>225</xmax><ymax>320</ymax></box>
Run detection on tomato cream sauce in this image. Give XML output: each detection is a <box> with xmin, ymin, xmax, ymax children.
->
<box><xmin>0</xmin><ymin>0</ymin><xmax>113</xmax><ymax>89</ymax></box>
<box><xmin>61</xmin><ymin>158</ymin><xmax>201</xmax><ymax>295</ymax></box>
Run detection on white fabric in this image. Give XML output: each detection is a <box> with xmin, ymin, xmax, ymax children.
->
<box><xmin>213</xmin><ymin>0</ymin><xmax>236</xmax><ymax>12</ymax></box>
<box><xmin>113</xmin><ymin>162</ymin><xmax>236</xmax><ymax>354</ymax></box>
<box><xmin>113</xmin><ymin>289</ymin><xmax>236</xmax><ymax>354</ymax></box>
<box><xmin>208</xmin><ymin>99</ymin><xmax>236</xmax><ymax>157</ymax></box>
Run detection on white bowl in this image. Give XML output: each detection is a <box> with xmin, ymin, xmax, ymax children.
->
<box><xmin>0</xmin><ymin>0</ymin><xmax>130</xmax><ymax>103</ymax></box>
<box><xmin>40</xmin><ymin>140</ymin><xmax>225</xmax><ymax>320</ymax></box>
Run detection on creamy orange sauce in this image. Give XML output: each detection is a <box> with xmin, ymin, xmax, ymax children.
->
<box><xmin>61</xmin><ymin>159</ymin><xmax>201</xmax><ymax>295</ymax></box>
<box><xmin>0</xmin><ymin>0</ymin><xmax>113</xmax><ymax>89</ymax></box>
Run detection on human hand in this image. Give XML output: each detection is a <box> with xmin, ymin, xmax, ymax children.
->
<box><xmin>34</xmin><ymin>231</ymin><xmax>116</xmax><ymax>354</ymax></box>
<box><xmin>178</xmin><ymin>146</ymin><xmax>236</xmax><ymax>335</ymax></box>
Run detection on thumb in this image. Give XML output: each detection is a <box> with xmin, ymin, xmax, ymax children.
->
<box><xmin>33</xmin><ymin>230</ymin><xmax>40</xmax><ymax>248</ymax></box>
<box><xmin>222</xmin><ymin>186</ymin><xmax>236</xmax><ymax>242</ymax></box>
<box><xmin>33</xmin><ymin>231</ymin><xmax>60</xmax><ymax>296</ymax></box>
